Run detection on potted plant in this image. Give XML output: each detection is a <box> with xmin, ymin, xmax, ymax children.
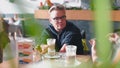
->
<box><xmin>0</xmin><ymin>17</ymin><xmax>10</xmax><ymax>63</ymax></box>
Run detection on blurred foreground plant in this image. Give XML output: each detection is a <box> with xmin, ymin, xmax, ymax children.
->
<box><xmin>0</xmin><ymin>17</ymin><xmax>10</xmax><ymax>63</ymax></box>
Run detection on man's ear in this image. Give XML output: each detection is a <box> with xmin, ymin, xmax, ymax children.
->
<box><xmin>49</xmin><ymin>17</ymin><xmax>52</xmax><ymax>24</ymax></box>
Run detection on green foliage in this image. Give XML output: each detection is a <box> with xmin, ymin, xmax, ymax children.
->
<box><xmin>0</xmin><ymin>17</ymin><xmax>10</xmax><ymax>49</ymax></box>
<box><xmin>90</xmin><ymin>0</ymin><xmax>94</xmax><ymax>10</ymax></box>
<box><xmin>20</xmin><ymin>14</ymin><xmax>46</xmax><ymax>45</ymax></box>
<box><xmin>9</xmin><ymin>0</ymin><xmax>14</xmax><ymax>3</ymax></box>
<box><xmin>0</xmin><ymin>31</ymin><xmax>10</xmax><ymax>49</ymax></box>
<box><xmin>114</xmin><ymin>29</ymin><xmax>120</xmax><ymax>33</ymax></box>
<box><xmin>20</xmin><ymin>14</ymin><xmax>43</xmax><ymax>37</ymax></box>
<box><xmin>111</xmin><ymin>0</ymin><xmax>120</xmax><ymax>10</ymax></box>
<box><xmin>38</xmin><ymin>6</ymin><xmax>50</xmax><ymax>10</ymax></box>
<box><xmin>115</xmin><ymin>61</ymin><xmax>120</xmax><ymax>68</ymax></box>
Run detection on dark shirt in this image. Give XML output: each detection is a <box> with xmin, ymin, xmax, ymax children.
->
<box><xmin>40</xmin><ymin>21</ymin><xmax>84</xmax><ymax>55</ymax></box>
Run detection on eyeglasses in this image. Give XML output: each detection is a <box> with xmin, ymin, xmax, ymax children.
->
<box><xmin>52</xmin><ymin>15</ymin><xmax>66</xmax><ymax>21</ymax></box>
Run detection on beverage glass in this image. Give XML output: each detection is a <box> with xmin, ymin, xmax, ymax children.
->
<box><xmin>33</xmin><ymin>51</ymin><xmax>42</xmax><ymax>63</ymax></box>
<box><xmin>47</xmin><ymin>38</ymin><xmax>56</xmax><ymax>56</ymax></box>
<box><xmin>65</xmin><ymin>45</ymin><xmax>77</xmax><ymax>64</ymax></box>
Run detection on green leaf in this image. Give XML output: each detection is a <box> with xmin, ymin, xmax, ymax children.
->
<box><xmin>0</xmin><ymin>31</ymin><xmax>10</xmax><ymax>49</ymax></box>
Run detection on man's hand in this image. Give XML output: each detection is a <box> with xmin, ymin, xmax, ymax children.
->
<box><xmin>89</xmin><ymin>39</ymin><xmax>98</xmax><ymax>63</ymax></box>
<box><xmin>59</xmin><ymin>44</ymin><xmax>67</xmax><ymax>52</ymax></box>
<box><xmin>108</xmin><ymin>33</ymin><xmax>119</xmax><ymax>44</ymax></box>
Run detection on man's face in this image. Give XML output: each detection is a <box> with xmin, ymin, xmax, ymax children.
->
<box><xmin>49</xmin><ymin>10</ymin><xmax>66</xmax><ymax>32</ymax></box>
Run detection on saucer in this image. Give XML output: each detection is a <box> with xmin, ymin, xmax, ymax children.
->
<box><xmin>63</xmin><ymin>60</ymin><xmax>81</xmax><ymax>67</ymax></box>
<box><xmin>44</xmin><ymin>53</ymin><xmax>60</xmax><ymax>59</ymax></box>
<box><xmin>52</xmin><ymin>59</ymin><xmax>81</xmax><ymax>67</ymax></box>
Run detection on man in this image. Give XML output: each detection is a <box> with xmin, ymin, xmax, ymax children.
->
<box><xmin>40</xmin><ymin>4</ymin><xmax>84</xmax><ymax>55</ymax></box>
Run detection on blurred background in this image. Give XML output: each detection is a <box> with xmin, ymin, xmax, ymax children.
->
<box><xmin>0</xmin><ymin>0</ymin><xmax>120</xmax><ymax>63</ymax></box>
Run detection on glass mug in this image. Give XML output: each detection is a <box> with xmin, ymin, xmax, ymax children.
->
<box><xmin>47</xmin><ymin>38</ymin><xmax>56</xmax><ymax>56</ymax></box>
<box><xmin>65</xmin><ymin>45</ymin><xmax>77</xmax><ymax>64</ymax></box>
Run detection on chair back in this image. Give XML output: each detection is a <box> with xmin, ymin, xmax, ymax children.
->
<box><xmin>81</xmin><ymin>30</ymin><xmax>90</xmax><ymax>54</ymax></box>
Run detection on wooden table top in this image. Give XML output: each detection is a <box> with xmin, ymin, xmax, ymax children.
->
<box><xmin>0</xmin><ymin>55</ymin><xmax>91</xmax><ymax>68</ymax></box>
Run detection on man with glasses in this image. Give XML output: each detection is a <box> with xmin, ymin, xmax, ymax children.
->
<box><xmin>39</xmin><ymin>4</ymin><xmax>84</xmax><ymax>55</ymax></box>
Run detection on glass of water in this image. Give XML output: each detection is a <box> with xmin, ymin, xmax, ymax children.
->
<box><xmin>47</xmin><ymin>38</ymin><xmax>56</xmax><ymax>56</ymax></box>
<box><xmin>65</xmin><ymin>45</ymin><xmax>77</xmax><ymax>64</ymax></box>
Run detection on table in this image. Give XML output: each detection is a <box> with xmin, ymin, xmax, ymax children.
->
<box><xmin>0</xmin><ymin>55</ymin><xmax>91</xmax><ymax>68</ymax></box>
<box><xmin>0</xmin><ymin>58</ymin><xmax>18</xmax><ymax>68</ymax></box>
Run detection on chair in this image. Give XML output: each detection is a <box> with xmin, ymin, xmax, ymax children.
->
<box><xmin>81</xmin><ymin>30</ymin><xmax>90</xmax><ymax>55</ymax></box>
<box><xmin>8</xmin><ymin>17</ymin><xmax>23</xmax><ymax>40</ymax></box>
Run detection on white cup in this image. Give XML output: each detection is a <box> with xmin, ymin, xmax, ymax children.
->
<box><xmin>47</xmin><ymin>38</ymin><xmax>56</xmax><ymax>56</ymax></box>
<box><xmin>65</xmin><ymin>45</ymin><xmax>77</xmax><ymax>64</ymax></box>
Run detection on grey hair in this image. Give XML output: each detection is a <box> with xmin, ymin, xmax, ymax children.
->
<box><xmin>48</xmin><ymin>4</ymin><xmax>66</xmax><ymax>13</ymax></box>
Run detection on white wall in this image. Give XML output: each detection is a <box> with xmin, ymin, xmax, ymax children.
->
<box><xmin>0</xmin><ymin>0</ymin><xmax>83</xmax><ymax>14</ymax></box>
<box><xmin>0</xmin><ymin>0</ymin><xmax>64</xmax><ymax>14</ymax></box>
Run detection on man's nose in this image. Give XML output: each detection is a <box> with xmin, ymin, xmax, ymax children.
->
<box><xmin>57</xmin><ymin>19</ymin><xmax>62</xmax><ymax>22</ymax></box>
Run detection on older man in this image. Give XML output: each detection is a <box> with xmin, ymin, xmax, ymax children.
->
<box><xmin>39</xmin><ymin>4</ymin><xmax>84</xmax><ymax>55</ymax></box>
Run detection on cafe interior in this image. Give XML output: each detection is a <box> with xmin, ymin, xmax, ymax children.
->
<box><xmin>0</xmin><ymin>0</ymin><xmax>120</xmax><ymax>68</ymax></box>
